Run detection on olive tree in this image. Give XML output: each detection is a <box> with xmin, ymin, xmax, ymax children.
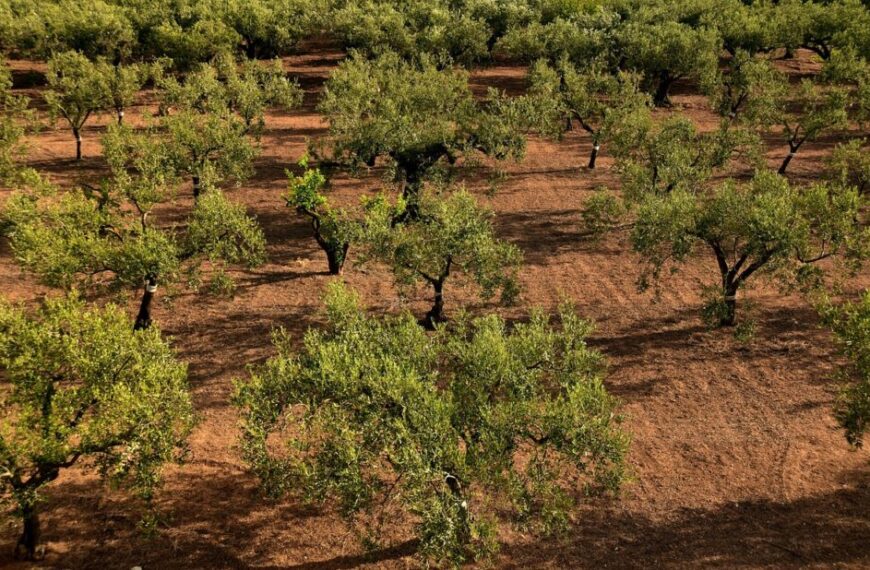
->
<box><xmin>96</xmin><ymin>60</ymin><xmax>152</xmax><ymax>125</ymax></box>
<box><xmin>162</xmin><ymin>109</ymin><xmax>258</xmax><ymax>201</ymax></box>
<box><xmin>702</xmin><ymin>50</ymin><xmax>783</xmax><ymax>125</ymax></box>
<box><xmin>360</xmin><ymin>187</ymin><xmax>521</xmax><ymax>327</ymax></box>
<box><xmin>527</xmin><ymin>58</ymin><xmax>650</xmax><ymax>169</ymax></box>
<box><xmin>764</xmin><ymin>79</ymin><xmax>850</xmax><ymax>175</ymax></box>
<box><xmin>612</xmin><ymin>115</ymin><xmax>757</xmax><ymax>201</ymax></box>
<box><xmin>632</xmin><ymin>170</ymin><xmax>868</xmax><ymax>327</ymax></box>
<box><xmin>818</xmin><ymin>290</ymin><xmax>870</xmax><ymax>446</ymax></box>
<box><xmin>43</xmin><ymin>51</ymin><xmax>111</xmax><ymax>161</ymax></box>
<box><xmin>0</xmin><ymin>295</ymin><xmax>194</xmax><ymax>560</ymax></box>
<box><xmin>317</xmin><ymin>52</ymin><xmax>527</xmax><ymax>218</ymax></box>
<box><xmin>4</xmin><ymin>124</ymin><xmax>266</xmax><ymax>330</ymax></box>
<box><xmin>235</xmin><ymin>282</ymin><xmax>628</xmax><ymax>566</ymax></box>
<box><xmin>618</xmin><ymin>18</ymin><xmax>721</xmax><ymax>106</ymax></box>
<box><xmin>159</xmin><ymin>53</ymin><xmax>303</xmax><ymax>135</ymax></box>
<box><xmin>284</xmin><ymin>158</ymin><xmax>357</xmax><ymax>275</ymax></box>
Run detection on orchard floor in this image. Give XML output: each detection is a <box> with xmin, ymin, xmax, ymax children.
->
<box><xmin>1</xmin><ymin>46</ymin><xmax>869</xmax><ymax>569</ymax></box>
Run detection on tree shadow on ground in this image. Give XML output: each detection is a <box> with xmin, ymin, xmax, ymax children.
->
<box><xmin>499</xmin><ymin>468</ymin><xmax>870</xmax><ymax>568</ymax></box>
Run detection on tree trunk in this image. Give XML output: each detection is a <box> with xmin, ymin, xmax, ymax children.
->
<box><xmin>325</xmin><ymin>244</ymin><xmax>349</xmax><ymax>275</ymax></box>
<box><xmin>653</xmin><ymin>72</ymin><xmax>674</xmax><ymax>107</ymax></box>
<box><xmin>424</xmin><ymin>280</ymin><xmax>446</xmax><ymax>329</ymax></box>
<box><xmin>588</xmin><ymin>143</ymin><xmax>600</xmax><ymax>169</ymax></box>
<box><xmin>15</xmin><ymin>505</ymin><xmax>40</xmax><ymax>560</ymax></box>
<box><xmin>721</xmin><ymin>285</ymin><xmax>738</xmax><ymax>327</ymax></box>
<box><xmin>778</xmin><ymin>144</ymin><xmax>798</xmax><ymax>175</ymax></box>
<box><xmin>192</xmin><ymin>176</ymin><xmax>201</xmax><ymax>202</ymax></box>
<box><xmin>445</xmin><ymin>474</ymin><xmax>471</xmax><ymax>547</ymax></box>
<box><xmin>117</xmin><ymin>109</ymin><xmax>125</xmax><ymax>125</ymax></box>
<box><xmin>134</xmin><ymin>276</ymin><xmax>157</xmax><ymax>330</ymax></box>
<box><xmin>73</xmin><ymin>128</ymin><xmax>82</xmax><ymax>161</ymax></box>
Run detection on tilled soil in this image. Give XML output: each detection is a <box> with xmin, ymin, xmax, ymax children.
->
<box><xmin>1</xmin><ymin>47</ymin><xmax>868</xmax><ymax>569</ymax></box>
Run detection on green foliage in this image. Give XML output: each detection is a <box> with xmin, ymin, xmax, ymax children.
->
<box><xmin>360</xmin><ymin>187</ymin><xmax>522</xmax><ymax>324</ymax></box>
<box><xmin>318</xmin><ymin>52</ymin><xmax>526</xmax><ymax>205</ymax></box>
<box><xmin>618</xmin><ymin>16</ymin><xmax>721</xmax><ymax>106</ymax></box>
<box><xmin>329</xmin><ymin>0</ymin><xmax>492</xmax><ymax>65</ymax></box>
<box><xmin>16</xmin><ymin>0</ymin><xmax>136</xmax><ymax>60</ymax></box>
<box><xmin>496</xmin><ymin>4</ymin><xmax>622</xmax><ymax>66</ymax></box>
<box><xmin>43</xmin><ymin>51</ymin><xmax>111</xmax><ymax>160</ymax></box>
<box><xmin>819</xmin><ymin>290</ymin><xmax>870</xmax><ymax>446</ymax></box>
<box><xmin>0</xmin><ymin>294</ymin><xmax>194</xmax><ymax>556</ymax></box>
<box><xmin>96</xmin><ymin>60</ymin><xmax>151</xmax><ymax>122</ymax></box>
<box><xmin>235</xmin><ymin>282</ymin><xmax>628</xmax><ymax>566</ymax></box>
<box><xmin>828</xmin><ymin>139</ymin><xmax>870</xmax><ymax>196</ymax></box>
<box><xmin>612</xmin><ymin>116</ymin><xmax>757</xmax><ymax>201</ymax></box>
<box><xmin>186</xmin><ymin>189</ymin><xmax>267</xmax><ymax>267</ymax></box>
<box><xmin>758</xmin><ymin>79</ymin><xmax>851</xmax><ymax>174</ymax></box>
<box><xmin>160</xmin><ymin>53</ymin><xmax>303</xmax><ymax>135</ymax></box>
<box><xmin>0</xmin><ymin>61</ymin><xmax>41</xmax><ymax>189</ymax></box>
<box><xmin>632</xmin><ymin>170</ymin><xmax>868</xmax><ymax>326</ymax></box>
<box><xmin>527</xmin><ymin>58</ymin><xmax>650</xmax><ymax>166</ymax></box>
<box><xmin>3</xmin><ymin>125</ymin><xmax>266</xmax><ymax>323</ymax></box>
<box><xmin>162</xmin><ymin>109</ymin><xmax>257</xmax><ymax>193</ymax></box>
<box><xmin>285</xmin><ymin>157</ymin><xmax>357</xmax><ymax>275</ymax></box>
<box><xmin>702</xmin><ymin>50</ymin><xmax>786</xmax><ymax>123</ymax></box>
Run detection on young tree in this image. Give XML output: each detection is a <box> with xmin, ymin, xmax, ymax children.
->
<box><xmin>43</xmin><ymin>51</ymin><xmax>110</xmax><ymax>161</ymax></box>
<box><xmin>284</xmin><ymin>158</ymin><xmax>356</xmax><ymax>275</ymax></box>
<box><xmin>527</xmin><ymin>59</ymin><xmax>650</xmax><ymax>169</ymax></box>
<box><xmin>618</xmin><ymin>18</ymin><xmax>721</xmax><ymax>106</ymax></box>
<box><xmin>767</xmin><ymin>80</ymin><xmax>850</xmax><ymax>175</ymax></box>
<box><xmin>0</xmin><ymin>294</ymin><xmax>194</xmax><ymax>559</ymax></box>
<box><xmin>317</xmin><ymin>52</ymin><xmax>527</xmax><ymax>218</ymax></box>
<box><xmin>162</xmin><ymin>109</ymin><xmax>257</xmax><ymax>201</ymax></box>
<box><xmin>612</xmin><ymin>115</ymin><xmax>757</xmax><ymax>201</ymax></box>
<box><xmin>702</xmin><ymin>50</ymin><xmax>783</xmax><ymax>125</ymax></box>
<box><xmin>360</xmin><ymin>187</ymin><xmax>521</xmax><ymax>327</ymax></box>
<box><xmin>4</xmin><ymin>124</ymin><xmax>266</xmax><ymax>330</ymax></box>
<box><xmin>818</xmin><ymin>289</ymin><xmax>870</xmax><ymax>446</ymax></box>
<box><xmin>235</xmin><ymin>282</ymin><xmax>628</xmax><ymax>566</ymax></box>
<box><xmin>96</xmin><ymin>60</ymin><xmax>151</xmax><ymax>125</ymax></box>
<box><xmin>632</xmin><ymin>170</ymin><xmax>868</xmax><ymax>327</ymax></box>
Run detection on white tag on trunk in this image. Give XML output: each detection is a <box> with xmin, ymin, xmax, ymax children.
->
<box><xmin>146</xmin><ymin>283</ymin><xmax>158</xmax><ymax>293</ymax></box>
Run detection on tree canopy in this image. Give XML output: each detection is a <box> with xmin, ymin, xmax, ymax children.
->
<box><xmin>235</xmin><ymin>282</ymin><xmax>628</xmax><ymax>567</ymax></box>
<box><xmin>0</xmin><ymin>294</ymin><xmax>194</xmax><ymax>559</ymax></box>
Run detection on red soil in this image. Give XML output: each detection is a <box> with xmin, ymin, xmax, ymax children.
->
<box><xmin>1</xmin><ymin>47</ymin><xmax>868</xmax><ymax>569</ymax></box>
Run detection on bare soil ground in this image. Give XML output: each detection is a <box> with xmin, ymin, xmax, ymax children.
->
<box><xmin>1</xmin><ymin>47</ymin><xmax>869</xmax><ymax>569</ymax></box>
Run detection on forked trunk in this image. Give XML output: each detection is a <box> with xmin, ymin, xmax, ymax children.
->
<box><xmin>134</xmin><ymin>276</ymin><xmax>158</xmax><ymax>330</ymax></box>
<box><xmin>14</xmin><ymin>505</ymin><xmax>40</xmax><ymax>560</ymax></box>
